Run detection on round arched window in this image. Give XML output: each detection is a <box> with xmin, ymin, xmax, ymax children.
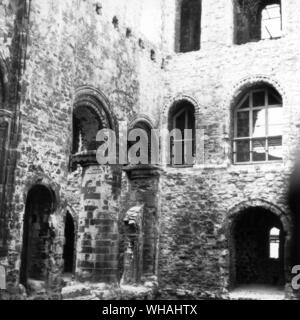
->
<box><xmin>233</xmin><ymin>86</ymin><xmax>283</xmax><ymax>163</ymax></box>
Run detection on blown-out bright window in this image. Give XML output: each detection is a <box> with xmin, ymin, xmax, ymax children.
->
<box><xmin>269</xmin><ymin>227</ymin><xmax>280</xmax><ymax>259</ymax></box>
<box><xmin>233</xmin><ymin>86</ymin><xmax>283</xmax><ymax>163</ymax></box>
<box><xmin>261</xmin><ymin>4</ymin><xmax>282</xmax><ymax>40</ymax></box>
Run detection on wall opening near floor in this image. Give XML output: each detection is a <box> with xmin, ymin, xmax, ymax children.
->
<box><xmin>230</xmin><ymin>206</ymin><xmax>285</xmax><ymax>288</ymax></box>
<box><xmin>63</xmin><ymin>211</ymin><xmax>75</xmax><ymax>274</ymax></box>
<box><xmin>20</xmin><ymin>185</ymin><xmax>55</xmax><ymax>288</ymax></box>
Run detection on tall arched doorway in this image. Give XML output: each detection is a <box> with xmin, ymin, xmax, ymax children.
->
<box><xmin>230</xmin><ymin>206</ymin><xmax>286</xmax><ymax>291</ymax></box>
<box><xmin>63</xmin><ymin>212</ymin><xmax>75</xmax><ymax>274</ymax></box>
<box><xmin>20</xmin><ymin>185</ymin><xmax>55</xmax><ymax>288</ymax></box>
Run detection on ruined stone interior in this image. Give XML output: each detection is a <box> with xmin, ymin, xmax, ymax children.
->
<box><xmin>0</xmin><ymin>0</ymin><xmax>300</xmax><ymax>300</ymax></box>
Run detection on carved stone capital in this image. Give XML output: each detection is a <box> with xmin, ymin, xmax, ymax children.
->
<box><xmin>122</xmin><ymin>164</ymin><xmax>162</xmax><ymax>180</ymax></box>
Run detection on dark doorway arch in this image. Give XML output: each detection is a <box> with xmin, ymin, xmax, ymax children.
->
<box><xmin>63</xmin><ymin>212</ymin><xmax>75</xmax><ymax>274</ymax></box>
<box><xmin>230</xmin><ymin>206</ymin><xmax>285</xmax><ymax>288</ymax></box>
<box><xmin>20</xmin><ymin>185</ymin><xmax>55</xmax><ymax>288</ymax></box>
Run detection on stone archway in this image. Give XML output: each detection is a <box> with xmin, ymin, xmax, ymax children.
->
<box><xmin>20</xmin><ymin>184</ymin><xmax>57</xmax><ymax>290</ymax></box>
<box><xmin>227</xmin><ymin>200</ymin><xmax>292</xmax><ymax>293</ymax></box>
<box><xmin>233</xmin><ymin>207</ymin><xmax>284</xmax><ymax>286</ymax></box>
<box><xmin>71</xmin><ymin>87</ymin><xmax>122</xmax><ymax>284</ymax></box>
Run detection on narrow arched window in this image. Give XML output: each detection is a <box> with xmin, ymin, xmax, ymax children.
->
<box><xmin>233</xmin><ymin>85</ymin><xmax>283</xmax><ymax>163</ymax></box>
<box><xmin>269</xmin><ymin>227</ymin><xmax>280</xmax><ymax>259</ymax></box>
<box><xmin>169</xmin><ymin>101</ymin><xmax>195</xmax><ymax>166</ymax></box>
<box><xmin>178</xmin><ymin>0</ymin><xmax>201</xmax><ymax>53</ymax></box>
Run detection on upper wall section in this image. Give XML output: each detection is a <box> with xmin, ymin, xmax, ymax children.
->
<box><xmin>15</xmin><ymin>0</ymin><xmax>165</xmax><ymax>189</ymax></box>
<box><xmin>0</xmin><ymin>0</ymin><xmax>28</xmax><ymax>100</ymax></box>
<box><xmin>99</xmin><ymin>0</ymin><xmax>164</xmax><ymax>45</ymax></box>
<box><xmin>19</xmin><ymin>0</ymin><xmax>165</xmax><ymax>155</ymax></box>
<box><xmin>0</xmin><ymin>0</ymin><xmax>20</xmax><ymax>55</ymax></box>
<box><xmin>161</xmin><ymin>0</ymin><xmax>300</xmax><ymax>168</ymax></box>
<box><xmin>162</xmin><ymin>0</ymin><xmax>300</xmax><ymax>53</ymax></box>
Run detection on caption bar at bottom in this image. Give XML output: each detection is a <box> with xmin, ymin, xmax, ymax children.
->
<box><xmin>101</xmin><ymin>304</ymin><xmax>198</xmax><ymax>317</ymax></box>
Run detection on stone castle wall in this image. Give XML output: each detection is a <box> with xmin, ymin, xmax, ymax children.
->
<box><xmin>158</xmin><ymin>0</ymin><xmax>300</xmax><ymax>299</ymax></box>
<box><xmin>3</xmin><ymin>0</ymin><xmax>164</xmax><ymax>298</ymax></box>
<box><xmin>0</xmin><ymin>0</ymin><xmax>300</xmax><ymax>299</ymax></box>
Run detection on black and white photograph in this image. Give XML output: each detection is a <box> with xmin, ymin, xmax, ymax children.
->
<box><xmin>0</xmin><ymin>0</ymin><xmax>300</xmax><ymax>310</ymax></box>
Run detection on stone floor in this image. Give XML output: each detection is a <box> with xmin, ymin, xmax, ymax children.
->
<box><xmin>229</xmin><ymin>284</ymin><xmax>285</xmax><ymax>300</ymax></box>
<box><xmin>61</xmin><ymin>280</ymin><xmax>158</xmax><ymax>300</ymax></box>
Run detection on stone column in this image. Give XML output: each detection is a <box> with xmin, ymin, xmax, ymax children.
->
<box><xmin>123</xmin><ymin>165</ymin><xmax>161</xmax><ymax>279</ymax></box>
<box><xmin>72</xmin><ymin>153</ymin><xmax>121</xmax><ymax>283</ymax></box>
<box><xmin>0</xmin><ymin>109</ymin><xmax>12</xmax><ymax>258</ymax></box>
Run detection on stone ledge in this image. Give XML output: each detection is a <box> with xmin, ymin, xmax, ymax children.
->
<box><xmin>70</xmin><ymin>151</ymin><xmax>98</xmax><ymax>168</ymax></box>
<box><xmin>157</xmin><ymin>287</ymin><xmax>229</xmax><ymax>300</ymax></box>
<box><xmin>123</xmin><ymin>164</ymin><xmax>162</xmax><ymax>180</ymax></box>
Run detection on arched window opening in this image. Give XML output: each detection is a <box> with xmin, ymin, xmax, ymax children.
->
<box><xmin>233</xmin><ymin>85</ymin><xmax>283</xmax><ymax>164</ymax></box>
<box><xmin>269</xmin><ymin>227</ymin><xmax>280</xmax><ymax>259</ymax></box>
<box><xmin>72</xmin><ymin>105</ymin><xmax>103</xmax><ymax>154</ymax></box>
<box><xmin>177</xmin><ymin>0</ymin><xmax>201</xmax><ymax>53</ymax></box>
<box><xmin>168</xmin><ymin>101</ymin><xmax>195</xmax><ymax>166</ymax></box>
<box><xmin>20</xmin><ymin>185</ymin><xmax>55</xmax><ymax>288</ymax></box>
<box><xmin>234</xmin><ymin>0</ymin><xmax>282</xmax><ymax>44</ymax></box>
<box><xmin>63</xmin><ymin>212</ymin><xmax>75</xmax><ymax>274</ymax></box>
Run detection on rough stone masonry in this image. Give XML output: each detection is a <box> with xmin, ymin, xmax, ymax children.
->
<box><xmin>0</xmin><ymin>0</ymin><xmax>300</xmax><ymax>300</ymax></box>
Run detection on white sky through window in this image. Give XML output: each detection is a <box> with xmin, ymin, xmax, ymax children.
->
<box><xmin>270</xmin><ymin>227</ymin><xmax>280</xmax><ymax>259</ymax></box>
<box><xmin>261</xmin><ymin>4</ymin><xmax>282</xmax><ymax>40</ymax></box>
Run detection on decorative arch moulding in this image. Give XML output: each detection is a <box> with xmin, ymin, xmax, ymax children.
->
<box><xmin>221</xmin><ymin>74</ymin><xmax>287</xmax><ymax>137</ymax></box>
<box><xmin>74</xmin><ymin>86</ymin><xmax>117</xmax><ymax>131</ymax></box>
<box><xmin>162</xmin><ymin>94</ymin><xmax>203</xmax><ymax>120</ymax></box>
<box><xmin>23</xmin><ymin>173</ymin><xmax>61</xmax><ymax>213</ymax></box>
<box><xmin>228</xmin><ymin>198</ymin><xmax>292</xmax><ymax>237</ymax></box>
<box><xmin>128</xmin><ymin>114</ymin><xmax>157</xmax><ymax>130</ymax></box>
<box><xmin>223</xmin><ymin>74</ymin><xmax>287</xmax><ymax>111</ymax></box>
